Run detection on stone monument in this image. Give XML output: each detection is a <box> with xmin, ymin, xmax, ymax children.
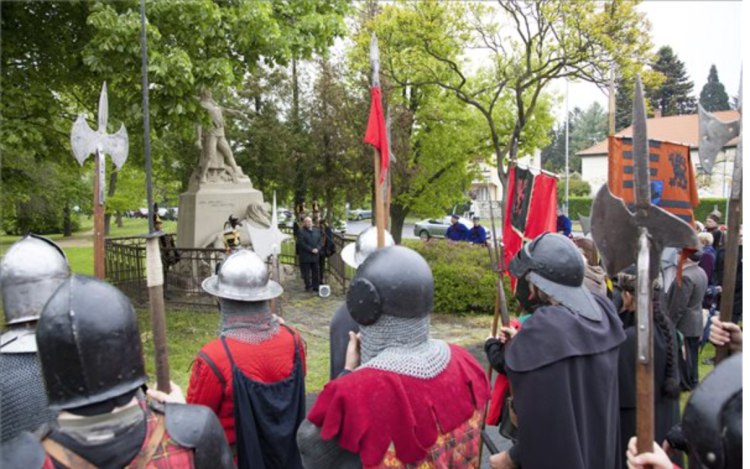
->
<box><xmin>177</xmin><ymin>90</ymin><xmax>264</xmax><ymax>249</ymax></box>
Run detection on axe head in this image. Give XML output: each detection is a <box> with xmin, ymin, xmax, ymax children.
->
<box><xmin>578</xmin><ymin>213</ymin><xmax>591</xmax><ymax>237</ymax></box>
<box><xmin>591</xmin><ymin>185</ymin><xmax>699</xmax><ymax>279</ymax></box>
<box><xmin>698</xmin><ymin>104</ymin><xmax>739</xmax><ymax>175</ymax></box>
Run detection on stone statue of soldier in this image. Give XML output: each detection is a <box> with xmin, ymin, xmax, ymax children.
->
<box><xmin>196</xmin><ymin>89</ymin><xmax>249</xmax><ymax>184</ymax></box>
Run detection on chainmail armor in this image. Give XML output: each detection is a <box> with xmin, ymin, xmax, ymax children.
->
<box><xmin>219</xmin><ymin>299</ymin><xmax>279</xmax><ymax>345</ymax></box>
<box><xmin>359</xmin><ymin>315</ymin><xmax>451</xmax><ymax>379</ymax></box>
<box><xmin>1</xmin><ymin>351</ymin><xmax>58</xmax><ymax>442</ymax></box>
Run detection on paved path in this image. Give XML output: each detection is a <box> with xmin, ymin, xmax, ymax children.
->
<box><xmin>345</xmin><ymin>220</ymin><xmax>417</xmax><ymax>239</ymax></box>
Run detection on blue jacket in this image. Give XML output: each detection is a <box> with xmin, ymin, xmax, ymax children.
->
<box><xmin>467</xmin><ymin>225</ymin><xmax>487</xmax><ymax>244</ymax></box>
<box><xmin>445</xmin><ymin>223</ymin><xmax>469</xmax><ymax>241</ymax></box>
<box><xmin>556</xmin><ymin>215</ymin><xmax>572</xmax><ymax>238</ymax></box>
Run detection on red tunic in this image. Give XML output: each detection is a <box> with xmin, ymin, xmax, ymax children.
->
<box><xmin>308</xmin><ymin>344</ymin><xmax>490</xmax><ymax>467</ymax></box>
<box><xmin>186</xmin><ymin>329</ymin><xmax>306</xmax><ymax>446</ymax></box>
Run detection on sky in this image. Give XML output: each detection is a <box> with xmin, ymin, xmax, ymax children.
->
<box><xmin>553</xmin><ymin>1</ymin><xmax>743</xmax><ymax>122</ymax></box>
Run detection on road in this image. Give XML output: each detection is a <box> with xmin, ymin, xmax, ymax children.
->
<box><xmin>345</xmin><ymin>219</ymin><xmax>418</xmax><ymax>240</ymax></box>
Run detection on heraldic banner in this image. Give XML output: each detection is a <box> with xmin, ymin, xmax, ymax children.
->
<box><xmin>502</xmin><ymin>166</ymin><xmax>558</xmax><ymax>276</ymax></box>
<box><xmin>608</xmin><ymin>136</ymin><xmax>700</xmax><ymax>224</ymax></box>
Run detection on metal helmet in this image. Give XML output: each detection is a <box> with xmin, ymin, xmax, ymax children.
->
<box><xmin>1</xmin><ymin>234</ymin><xmax>71</xmax><ymax>326</ymax></box>
<box><xmin>683</xmin><ymin>353</ymin><xmax>742</xmax><ymax>469</ymax></box>
<box><xmin>347</xmin><ymin>246</ymin><xmax>433</xmax><ymax>326</ymax></box>
<box><xmin>509</xmin><ymin>232</ymin><xmax>601</xmax><ymax>321</ymax></box>
<box><xmin>36</xmin><ymin>274</ymin><xmax>147</xmax><ymax>410</ymax></box>
<box><xmin>341</xmin><ymin>226</ymin><xmax>395</xmax><ymax>268</ymax></box>
<box><xmin>202</xmin><ymin>249</ymin><xmax>283</xmax><ymax>301</ymax></box>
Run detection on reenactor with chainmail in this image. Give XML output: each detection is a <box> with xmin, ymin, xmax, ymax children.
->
<box><xmin>0</xmin><ymin>235</ymin><xmax>70</xmax><ymax>443</ymax></box>
<box><xmin>0</xmin><ymin>275</ymin><xmax>234</xmax><ymax>469</ymax></box>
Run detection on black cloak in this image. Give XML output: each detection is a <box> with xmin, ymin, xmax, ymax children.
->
<box><xmin>505</xmin><ymin>294</ymin><xmax>626</xmax><ymax>469</ymax></box>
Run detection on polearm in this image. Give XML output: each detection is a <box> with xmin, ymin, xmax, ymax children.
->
<box><xmin>70</xmin><ymin>82</ymin><xmax>129</xmax><ymax>280</ymax></box>
<box><xmin>591</xmin><ymin>77</ymin><xmax>699</xmax><ymax>459</ymax></box>
<box><xmin>140</xmin><ymin>0</ymin><xmax>171</xmax><ymax>393</ymax></box>
<box><xmin>697</xmin><ymin>79</ymin><xmax>742</xmax><ymax>364</ymax></box>
<box><xmin>368</xmin><ymin>33</ymin><xmax>386</xmax><ymax>248</ymax></box>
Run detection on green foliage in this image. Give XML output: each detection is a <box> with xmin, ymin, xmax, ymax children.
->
<box><xmin>542</xmin><ymin>102</ymin><xmax>608</xmax><ymax>173</ymax></box>
<box><xmin>699</xmin><ymin>65</ymin><xmax>731</xmax><ymax>112</ymax></box>
<box><xmin>557</xmin><ymin>177</ymin><xmax>591</xmax><ymax>202</ymax></box>
<box><xmin>567</xmin><ymin>196</ymin><xmax>729</xmax><ymax>227</ymax></box>
<box><xmin>648</xmin><ymin>46</ymin><xmax>697</xmax><ymax>117</ymax></box>
<box><xmin>404</xmin><ymin>239</ymin><xmax>516</xmax><ymax>316</ymax></box>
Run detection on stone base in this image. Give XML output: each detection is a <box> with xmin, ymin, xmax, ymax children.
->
<box><xmin>177</xmin><ymin>180</ymin><xmax>264</xmax><ymax>249</ymax></box>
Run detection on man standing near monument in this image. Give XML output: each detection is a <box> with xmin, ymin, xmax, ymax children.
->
<box><xmin>299</xmin><ymin>216</ymin><xmax>322</xmax><ymax>292</ymax></box>
<box><xmin>196</xmin><ymin>89</ymin><xmax>248</xmax><ymax>184</ymax></box>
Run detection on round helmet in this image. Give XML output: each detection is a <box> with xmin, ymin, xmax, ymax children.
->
<box><xmin>37</xmin><ymin>275</ymin><xmax>147</xmax><ymax>410</ymax></box>
<box><xmin>509</xmin><ymin>232</ymin><xmax>601</xmax><ymax>321</ymax></box>
<box><xmin>1</xmin><ymin>234</ymin><xmax>71</xmax><ymax>326</ymax></box>
<box><xmin>683</xmin><ymin>353</ymin><xmax>742</xmax><ymax>469</ymax></box>
<box><xmin>341</xmin><ymin>227</ymin><xmax>395</xmax><ymax>268</ymax></box>
<box><xmin>347</xmin><ymin>246</ymin><xmax>433</xmax><ymax>326</ymax></box>
<box><xmin>203</xmin><ymin>249</ymin><xmax>282</xmax><ymax>301</ymax></box>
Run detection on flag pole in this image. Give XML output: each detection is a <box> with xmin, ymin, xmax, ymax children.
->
<box><xmin>369</xmin><ymin>33</ymin><xmax>386</xmax><ymax>248</ymax></box>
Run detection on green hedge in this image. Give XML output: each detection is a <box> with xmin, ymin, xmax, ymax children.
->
<box><xmin>404</xmin><ymin>239</ymin><xmax>516</xmax><ymax>316</ymax></box>
<box><xmin>567</xmin><ymin>196</ymin><xmax>730</xmax><ymax>225</ymax></box>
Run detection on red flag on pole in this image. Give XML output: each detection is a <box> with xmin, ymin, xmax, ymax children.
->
<box><xmin>364</xmin><ymin>87</ymin><xmax>389</xmax><ymax>184</ymax></box>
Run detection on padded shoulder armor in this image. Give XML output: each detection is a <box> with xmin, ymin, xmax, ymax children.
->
<box><xmin>0</xmin><ymin>432</ymin><xmax>46</xmax><ymax>469</ymax></box>
<box><xmin>164</xmin><ymin>403</ymin><xmax>234</xmax><ymax>469</ymax></box>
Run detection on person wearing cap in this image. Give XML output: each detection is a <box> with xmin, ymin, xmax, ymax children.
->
<box><xmin>665</xmin><ymin>249</ymin><xmax>708</xmax><ymax>390</ymax></box>
<box><xmin>187</xmin><ymin>249</ymin><xmax>307</xmax><ymax>469</ymax></box>
<box><xmin>626</xmin><ymin>353</ymin><xmax>741</xmax><ymax>469</ymax></box>
<box><xmin>0</xmin><ymin>235</ymin><xmax>70</xmax><ymax>443</ymax></box>
<box><xmin>0</xmin><ymin>274</ymin><xmax>234</xmax><ymax>469</ymax></box>
<box><xmin>490</xmin><ymin>233</ymin><xmax>626</xmax><ymax>469</ymax></box>
<box><xmin>297</xmin><ymin>246</ymin><xmax>490</xmax><ymax>468</ymax></box>
<box><xmin>705</xmin><ymin>209</ymin><xmax>723</xmax><ymax>251</ymax></box>
<box><xmin>445</xmin><ymin>214</ymin><xmax>469</xmax><ymax>241</ymax></box>
<box><xmin>556</xmin><ymin>206</ymin><xmax>573</xmax><ymax>238</ymax></box>
<box><xmin>330</xmin><ymin>226</ymin><xmax>395</xmax><ymax>379</ymax></box>
<box><xmin>467</xmin><ymin>216</ymin><xmax>488</xmax><ymax>245</ymax></box>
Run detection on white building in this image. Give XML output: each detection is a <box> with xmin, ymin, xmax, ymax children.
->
<box><xmin>577</xmin><ymin>110</ymin><xmax>739</xmax><ymax>198</ymax></box>
<box><xmin>469</xmin><ymin>150</ymin><xmax>543</xmax><ymax>218</ymax></box>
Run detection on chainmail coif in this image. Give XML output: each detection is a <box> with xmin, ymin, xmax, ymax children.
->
<box><xmin>359</xmin><ymin>315</ymin><xmax>451</xmax><ymax>380</ymax></box>
<box><xmin>219</xmin><ymin>299</ymin><xmax>279</xmax><ymax>345</ymax></box>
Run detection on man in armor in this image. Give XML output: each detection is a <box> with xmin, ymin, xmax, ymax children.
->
<box><xmin>188</xmin><ymin>249</ymin><xmax>307</xmax><ymax>469</ymax></box>
<box><xmin>0</xmin><ymin>274</ymin><xmax>234</xmax><ymax>469</ymax></box>
<box><xmin>297</xmin><ymin>246</ymin><xmax>490</xmax><ymax>468</ymax></box>
<box><xmin>0</xmin><ymin>234</ymin><xmax>70</xmax><ymax>442</ymax></box>
<box><xmin>330</xmin><ymin>226</ymin><xmax>395</xmax><ymax>379</ymax></box>
<box><xmin>492</xmin><ymin>233</ymin><xmax>626</xmax><ymax>469</ymax></box>
<box><xmin>626</xmin><ymin>353</ymin><xmax>741</xmax><ymax>469</ymax></box>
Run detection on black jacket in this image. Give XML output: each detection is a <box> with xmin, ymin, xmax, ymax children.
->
<box><xmin>298</xmin><ymin>227</ymin><xmax>322</xmax><ymax>263</ymax></box>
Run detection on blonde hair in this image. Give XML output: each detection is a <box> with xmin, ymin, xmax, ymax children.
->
<box><xmin>698</xmin><ymin>232</ymin><xmax>714</xmax><ymax>247</ymax></box>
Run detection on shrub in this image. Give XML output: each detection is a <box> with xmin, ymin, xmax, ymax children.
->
<box><xmin>566</xmin><ymin>196</ymin><xmax>733</xmax><ymax>226</ymax></box>
<box><xmin>404</xmin><ymin>239</ymin><xmax>517</xmax><ymax>316</ymax></box>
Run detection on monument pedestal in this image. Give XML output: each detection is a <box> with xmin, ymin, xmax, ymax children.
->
<box><xmin>177</xmin><ymin>178</ymin><xmax>264</xmax><ymax>249</ymax></box>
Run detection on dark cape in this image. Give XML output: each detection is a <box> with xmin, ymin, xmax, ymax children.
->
<box><xmin>618</xmin><ymin>316</ymin><xmax>681</xmax><ymax>467</ymax></box>
<box><xmin>505</xmin><ymin>294</ymin><xmax>626</xmax><ymax>469</ymax></box>
<box><xmin>329</xmin><ymin>303</ymin><xmax>360</xmax><ymax>380</ymax></box>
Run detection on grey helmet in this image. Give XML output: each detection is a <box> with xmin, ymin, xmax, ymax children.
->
<box><xmin>509</xmin><ymin>232</ymin><xmax>601</xmax><ymax>321</ymax></box>
<box><xmin>202</xmin><ymin>249</ymin><xmax>283</xmax><ymax>301</ymax></box>
<box><xmin>341</xmin><ymin>226</ymin><xmax>395</xmax><ymax>268</ymax></box>
<box><xmin>1</xmin><ymin>234</ymin><xmax>71</xmax><ymax>326</ymax></box>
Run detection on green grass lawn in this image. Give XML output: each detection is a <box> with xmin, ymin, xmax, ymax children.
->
<box><xmin>136</xmin><ymin>308</ymin><xmax>330</xmax><ymax>393</ymax></box>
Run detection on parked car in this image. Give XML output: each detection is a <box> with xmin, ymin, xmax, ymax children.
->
<box><xmin>413</xmin><ymin>215</ymin><xmax>473</xmax><ymax>240</ymax></box>
<box><xmin>348</xmin><ymin>208</ymin><xmax>372</xmax><ymax>221</ymax></box>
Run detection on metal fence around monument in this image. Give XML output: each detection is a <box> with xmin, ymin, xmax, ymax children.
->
<box><xmin>105</xmin><ymin>230</ymin><xmax>355</xmax><ymax>311</ymax></box>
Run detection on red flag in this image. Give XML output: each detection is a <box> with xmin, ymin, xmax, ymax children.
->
<box><xmin>502</xmin><ymin>166</ymin><xmax>558</xmax><ymax>286</ymax></box>
<box><xmin>364</xmin><ymin>87</ymin><xmax>389</xmax><ymax>183</ymax></box>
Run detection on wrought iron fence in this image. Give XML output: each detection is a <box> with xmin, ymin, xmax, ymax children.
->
<box><xmin>106</xmin><ymin>230</ymin><xmax>355</xmax><ymax>310</ymax></box>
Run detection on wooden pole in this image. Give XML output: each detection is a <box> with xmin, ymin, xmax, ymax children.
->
<box><xmin>714</xmin><ymin>195</ymin><xmax>742</xmax><ymax>364</ymax></box>
<box><xmin>93</xmin><ymin>152</ymin><xmax>106</xmax><ymax>279</ymax></box>
<box><xmin>374</xmin><ymin>150</ymin><xmax>385</xmax><ymax>248</ymax></box>
<box><xmin>384</xmin><ymin>169</ymin><xmax>392</xmax><ymax>231</ymax></box>
<box><xmin>635</xmin><ymin>231</ymin><xmax>655</xmax><ymax>460</ymax></box>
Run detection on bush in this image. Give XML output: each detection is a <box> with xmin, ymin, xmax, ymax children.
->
<box><xmin>566</xmin><ymin>196</ymin><xmax>732</xmax><ymax>225</ymax></box>
<box><xmin>2</xmin><ymin>203</ymin><xmax>81</xmax><ymax>235</ymax></box>
<box><xmin>404</xmin><ymin>239</ymin><xmax>517</xmax><ymax>316</ymax></box>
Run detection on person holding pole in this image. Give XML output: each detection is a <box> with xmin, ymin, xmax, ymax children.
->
<box><xmin>0</xmin><ymin>274</ymin><xmax>234</xmax><ymax>469</ymax></box>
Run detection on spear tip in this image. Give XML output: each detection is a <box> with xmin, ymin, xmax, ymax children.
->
<box><xmin>98</xmin><ymin>81</ymin><xmax>109</xmax><ymax>131</ymax></box>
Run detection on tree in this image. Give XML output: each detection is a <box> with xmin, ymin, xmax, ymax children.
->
<box><xmin>542</xmin><ymin>102</ymin><xmax>607</xmax><ymax>173</ymax></box>
<box><xmin>699</xmin><ymin>65</ymin><xmax>731</xmax><ymax>112</ymax></box>
<box><xmin>648</xmin><ymin>46</ymin><xmax>696</xmax><ymax>116</ymax></box>
<box><xmin>359</xmin><ymin>0</ymin><xmax>655</xmax><ymax>222</ymax></box>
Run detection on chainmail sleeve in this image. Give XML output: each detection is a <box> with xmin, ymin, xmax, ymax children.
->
<box><xmin>297</xmin><ymin>419</ymin><xmax>362</xmax><ymax>469</ymax></box>
<box><xmin>1</xmin><ymin>352</ymin><xmax>57</xmax><ymax>442</ymax></box>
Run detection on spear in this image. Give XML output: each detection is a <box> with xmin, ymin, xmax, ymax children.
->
<box><xmin>139</xmin><ymin>0</ymin><xmax>171</xmax><ymax>393</ymax></box>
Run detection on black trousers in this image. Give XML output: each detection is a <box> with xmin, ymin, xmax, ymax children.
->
<box><xmin>685</xmin><ymin>336</ymin><xmax>700</xmax><ymax>388</ymax></box>
<box><xmin>301</xmin><ymin>261</ymin><xmax>320</xmax><ymax>291</ymax></box>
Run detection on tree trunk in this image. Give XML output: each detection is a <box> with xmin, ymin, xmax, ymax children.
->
<box><xmin>103</xmin><ymin>170</ymin><xmax>118</xmax><ymax>236</ymax></box>
<box><xmin>390</xmin><ymin>203</ymin><xmax>408</xmax><ymax>245</ymax></box>
<box><xmin>63</xmin><ymin>205</ymin><xmax>73</xmax><ymax>237</ymax></box>
<box><xmin>116</xmin><ymin>211</ymin><xmax>124</xmax><ymax>228</ymax></box>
